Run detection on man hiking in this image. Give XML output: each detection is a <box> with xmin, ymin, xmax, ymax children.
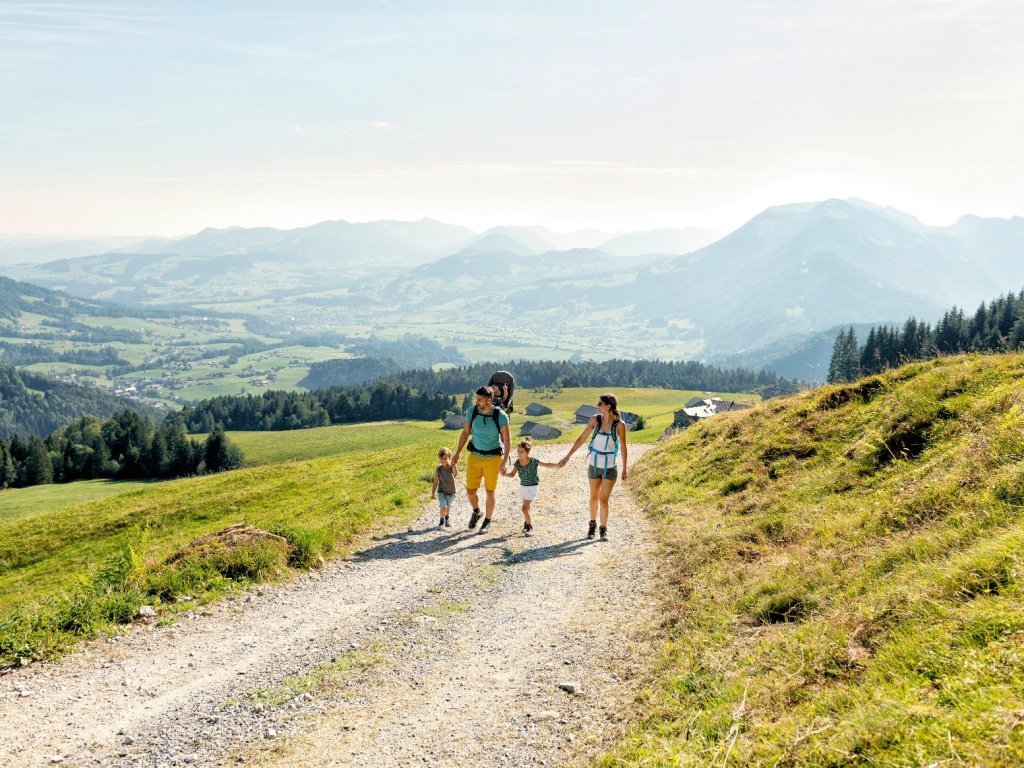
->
<box><xmin>452</xmin><ymin>386</ymin><xmax>511</xmax><ymax>534</ymax></box>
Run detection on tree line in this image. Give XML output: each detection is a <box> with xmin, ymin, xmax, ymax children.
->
<box><xmin>0</xmin><ymin>410</ymin><xmax>242</xmax><ymax>489</ymax></box>
<box><xmin>0</xmin><ymin>342</ymin><xmax>128</xmax><ymax>367</ymax></box>
<box><xmin>379</xmin><ymin>358</ymin><xmax>794</xmax><ymax>397</ymax></box>
<box><xmin>828</xmin><ymin>290</ymin><xmax>1024</xmax><ymax>383</ymax></box>
<box><xmin>170</xmin><ymin>382</ymin><xmax>459</xmax><ymax>433</ymax></box>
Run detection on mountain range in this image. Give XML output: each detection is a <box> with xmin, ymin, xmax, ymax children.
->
<box><xmin>3</xmin><ymin>199</ymin><xmax>1023</xmax><ymax>371</ymax></box>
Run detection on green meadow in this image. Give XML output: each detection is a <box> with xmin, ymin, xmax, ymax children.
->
<box><xmin>0</xmin><ymin>480</ymin><xmax>157</xmax><ymax>523</ymax></box>
<box><xmin>516</xmin><ymin>385</ymin><xmax>759</xmax><ymax>444</ymax></box>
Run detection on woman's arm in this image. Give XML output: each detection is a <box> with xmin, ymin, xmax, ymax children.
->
<box><xmin>560</xmin><ymin>417</ymin><xmax>597</xmax><ymax>466</ymax></box>
<box><xmin>618</xmin><ymin>421</ymin><xmax>629</xmax><ymax>480</ymax></box>
<box><xmin>537</xmin><ymin>460</ymin><xmax>560</xmax><ymax>469</ymax></box>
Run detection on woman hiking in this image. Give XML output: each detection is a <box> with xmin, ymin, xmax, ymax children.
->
<box><xmin>559</xmin><ymin>393</ymin><xmax>628</xmax><ymax>541</ymax></box>
<box><xmin>452</xmin><ymin>386</ymin><xmax>511</xmax><ymax>534</ymax></box>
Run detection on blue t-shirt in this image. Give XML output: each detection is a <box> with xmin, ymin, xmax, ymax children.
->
<box><xmin>466</xmin><ymin>406</ymin><xmax>510</xmax><ymax>455</ymax></box>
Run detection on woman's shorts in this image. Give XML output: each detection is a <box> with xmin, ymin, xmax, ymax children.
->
<box><xmin>466</xmin><ymin>453</ymin><xmax>502</xmax><ymax>492</ymax></box>
<box><xmin>437</xmin><ymin>492</ymin><xmax>456</xmax><ymax>510</ymax></box>
<box><xmin>519</xmin><ymin>484</ymin><xmax>539</xmax><ymax>501</ymax></box>
<box><xmin>587</xmin><ymin>463</ymin><xmax>618</xmax><ymax>481</ymax></box>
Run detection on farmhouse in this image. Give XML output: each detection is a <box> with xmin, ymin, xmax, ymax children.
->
<box><xmin>575</xmin><ymin>405</ymin><xmax>641</xmax><ymax>429</ymax></box>
<box><xmin>673</xmin><ymin>404</ymin><xmax>716</xmax><ymax>425</ymax></box>
<box><xmin>525</xmin><ymin>402</ymin><xmax>553</xmax><ymax>416</ymax></box>
<box><xmin>520</xmin><ymin>421</ymin><xmax>562</xmax><ymax>440</ymax></box>
<box><xmin>443</xmin><ymin>414</ymin><xmax>466</xmax><ymax>430</ymax></box>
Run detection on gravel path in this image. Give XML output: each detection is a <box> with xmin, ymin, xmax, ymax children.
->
<box><xmin>0</xmin><ymin>444</ymin><xmax>655</xmax><ymax>767</ymax></box>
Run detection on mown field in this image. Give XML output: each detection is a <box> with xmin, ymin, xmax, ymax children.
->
<box><xmin>0</xmin><ymin>479</ymin><xmax>156</xmax><ymax>523</ymax></box>
<box><xmin>224</xmin><ymin>420</ymin><xmax>445</xmax><ymax>464</ymax></box>
<box><xmin>604</xmin><ymin>353</ymin><xmax>1024</xmax><ymax>766</ymax></box>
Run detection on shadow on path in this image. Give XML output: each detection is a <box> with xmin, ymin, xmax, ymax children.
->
<box><xmin>352</xmin><ymin>526</ymin><xmax>466</xmax><ymax>562</ymax></box>
<box><xmin>498</xmin><ymin>538</ymin><xmax>597</xmax><ymax>565</ymax></box>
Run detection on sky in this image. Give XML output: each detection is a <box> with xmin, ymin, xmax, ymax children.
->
<box><xmin>1</xmin><ymin>0</ymin><xmax>1022</xmax><ymax>237</ymax></box>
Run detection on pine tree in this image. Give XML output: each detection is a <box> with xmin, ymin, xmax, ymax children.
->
<box><xmin>24</xmin><ymin>437</ymin><xmax>53</xmax><ymax>485</ymax></box>
<box><xmin>827</xmin><ymin>331</ymin><xmax>845</xmax><ymax>384</ymax></box>
<box><xmin>203</xmin><ymin>425</ymin><xmax>242</xmax><ymax>474</ymax></box>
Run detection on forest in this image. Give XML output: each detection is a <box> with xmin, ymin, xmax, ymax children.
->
<box><xmin>0</xmin><ymin>410</ymin><xmax>242</xmax><ymax>489</ymax></box>
<box><xmin>828</xmin><ymin>290</ymin><xmax>1024</xmax><ymax>382</ymax></box>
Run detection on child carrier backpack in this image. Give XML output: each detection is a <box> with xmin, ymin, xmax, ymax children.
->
<box><xmin>487</xmin><ymin>370</ymin><xmax>516</xmax><ymax>413</ymax></box>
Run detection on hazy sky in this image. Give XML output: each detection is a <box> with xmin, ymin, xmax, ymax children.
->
<box><xmin>1</xmin><ymin>0</ymin><xmax>1022</xmax><ymax>237</ymax></box>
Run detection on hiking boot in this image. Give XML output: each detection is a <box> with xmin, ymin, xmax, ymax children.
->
<box><xmin>523</xmin><ymin>523</ymin><xmax>533</xmax><ymax>537</ymax></box>
<box><xmin>468</xmin><ymin>510</ymin><xmax>481</xmax><ymax>529</ymax></box>
<box><xmin>599</xmin><ymin>526</ymin><xmax>608</xmax><ymax>541</ymax></box>
<box><xmin>479</xmin><ymin>517</ymin><xmax>491</xmax><ymax>534</ymax></box>
<box><xmin>444</xmin><ymin>516</ymin><xmax>452</xmax><ymax>528</ymax></box>
<box><xmin>438</xmin><ymin>517</ymin><xmax>445</xmax><ymax>528</ymax></box>
<box><xmin>587</xmin><ymin>520</ymin><xmax>597</xmax><ymax>539</ymax></box>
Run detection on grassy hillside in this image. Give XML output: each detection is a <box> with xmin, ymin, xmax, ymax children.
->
<box><xmin>606</xmin><ymin>353</ymin><xmax>1024</xmax><ymax>766</ymax></box>
<box><xmin>0</xmin><ymin>423</ymin><xmax>445</xmax><ymax>666</ymax></box>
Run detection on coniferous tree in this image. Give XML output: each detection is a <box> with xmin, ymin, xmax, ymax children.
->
<box><xmin>203</xmin><ymin>425</ymin><xmax>242</xmax><ymax>474</ymax></box>
<box><xmin>24</xmin><ymin>436</ymin><xmax>53</xmax><ymax>485</ymax></box>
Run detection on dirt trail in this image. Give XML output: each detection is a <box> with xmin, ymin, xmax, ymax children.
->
<box><xmin>0</xmin><ymin>445</ymin><xmax>656</xmax><ymax>767</ymax></box>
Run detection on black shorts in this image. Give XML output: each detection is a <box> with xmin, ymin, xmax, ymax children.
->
<box><xmin>587</xmin><ymin>464</ymin><xmax>618</xmax><ymax>481</ymax></box>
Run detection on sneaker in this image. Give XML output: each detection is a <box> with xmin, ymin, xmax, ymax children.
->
<box><xmin>587</xmin><ymin>520</ymin><xmax>597</xmax><ymax>539</ymax></box>
<box><xmin>444</xmin><ymin>516</ymin><xmax>452</xmax><ymax>528</ymax></box>
<box><xmin>468</xmin><ymin>510</ymin><xmax>481</xmax><ymax>529</ymax></box>
<box><xmin>438</xmin><ymin>518</ymin><xmax>445</xmax><ymax>528</ymax></box>
<box><xmin>479</xmin><ymin>518</ymin><xmax>491</xmax><ymax>534</ymax></box>
<box><xmin>599</xmin><ymin>526</ymin><xmax>608</xmax><ymax>541</ymax></box>
<box><xmin>523</xmin><ymin>523</ymin><xmax>533</xmax><ymax>537</ymax></box>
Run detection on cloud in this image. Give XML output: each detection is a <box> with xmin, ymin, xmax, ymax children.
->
<box><xmin>371</xmin><ymin>121</ymin><xmax>396</xmax><ymax>130</ymax></box>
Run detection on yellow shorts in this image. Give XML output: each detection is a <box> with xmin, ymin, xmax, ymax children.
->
<box><xmin>466</xmin><ymin>453</ymin><xmax>502</xmax><ymax>492</ymax></box>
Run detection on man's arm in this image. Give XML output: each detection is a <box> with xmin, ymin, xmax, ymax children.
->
<box><xmin>452</xmin><ymin>423</ymin><xmax>471</xmax><ymax>464</ymax></box>
<box><xmin>430</xmin><ymin>468</ymin><xmax>438</xmax><ymax>497</ymax></box>
<box><xmin>500</xmin><ymin>424</ymin><xmax>511</xmax><ymax>466</ymax></box>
